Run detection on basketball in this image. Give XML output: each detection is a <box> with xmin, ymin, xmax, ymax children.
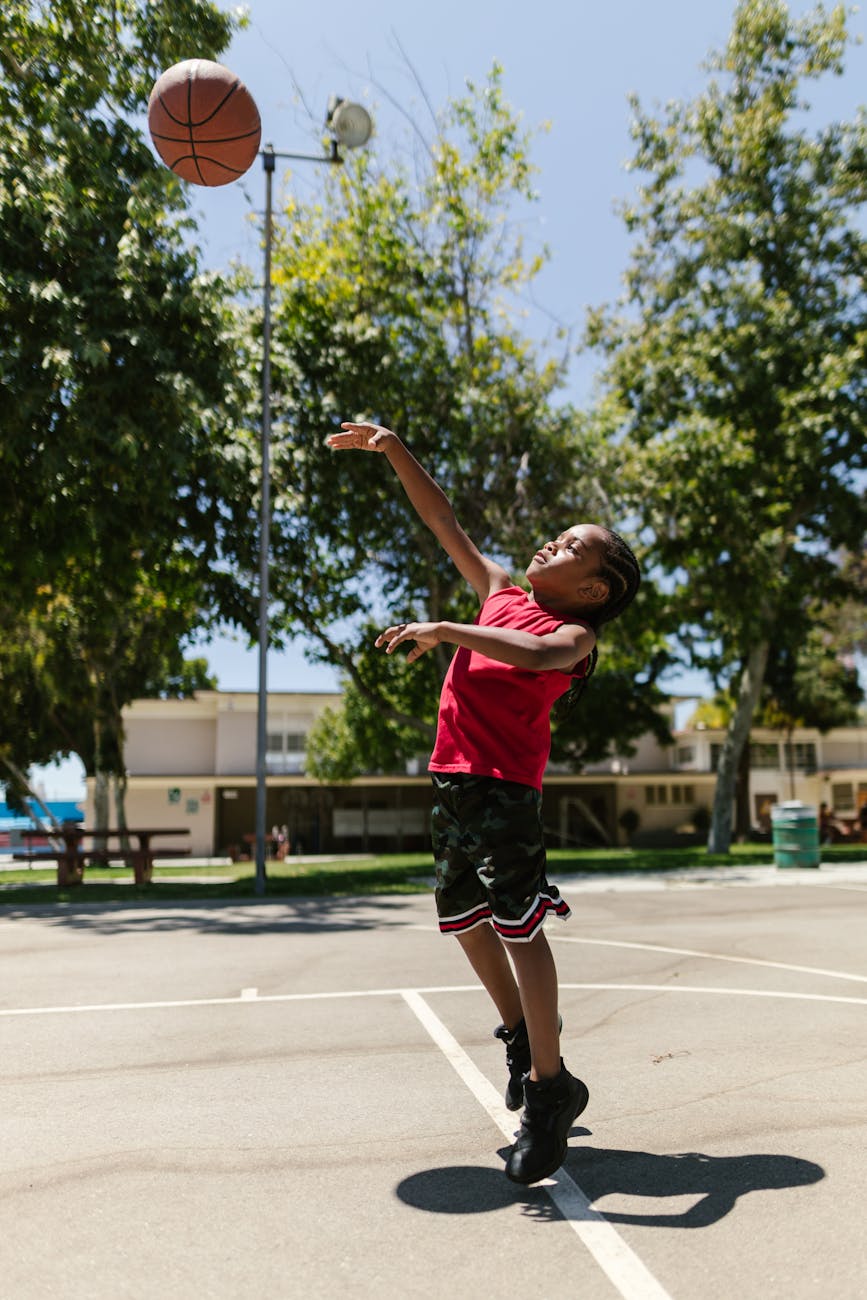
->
<box><xmin>147</xmin><ymin>59</ymin><xmax>261</xmax><ymax>187</ymax></box>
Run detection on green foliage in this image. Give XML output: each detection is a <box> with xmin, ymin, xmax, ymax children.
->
<box><xmin>687</xmin><ymin>696</ymin><xmax>734</xmax><ymax>730</ymax></box>
<box><xmin>142</xmin><ymin>656</ymin><xmax>218</xmax><ymax>700</ymax></box>
<box><xmin>304</xmin><ymin>673</ymin><xmax>432</xmax><ymax>783</ymax></box>
<box><xmin>0</xmin><ymin>0</ymin><xmax>251</xmax><ymax>793</ymax></box>
<box><xmin>759</xmin><ymin>620</ymin><xmax>863</xmax><ymax>733</ymax></box>
<box><xmin>588</xmin><ymin>0</ymin><xmax>867</xmax><ymax>846</ymax></box>
<box><xmin>244</xmin><ymin>66</ymin><xmax>672</xmax><ymax>774</ymax></box>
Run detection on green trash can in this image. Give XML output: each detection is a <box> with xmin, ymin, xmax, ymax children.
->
<box><xmin>771</xmin><ymin>801</ymin><xmax>820</xmax><ymax>869</ymax></box>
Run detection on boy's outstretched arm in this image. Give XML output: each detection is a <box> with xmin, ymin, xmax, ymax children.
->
<box><xmin>326</xmin><ymin>422</ymin><xmax>511</xmax><ymax>604</ymax></box>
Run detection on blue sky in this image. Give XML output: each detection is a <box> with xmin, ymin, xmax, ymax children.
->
<box><xmin>31</xmin><ymin>0</ymin><xmax>867</xmax><ymax>795</ymax></box>
<box><xmin>184</xmin><ymin>0</ymin><xmax>867</xmax><ymax>691</ymax></box>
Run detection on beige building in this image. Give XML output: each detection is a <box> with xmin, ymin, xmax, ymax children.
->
<box><xmin>87</xmin><ymin>691</ymin><xmax>867</xmax><ymax>856</ymax></box>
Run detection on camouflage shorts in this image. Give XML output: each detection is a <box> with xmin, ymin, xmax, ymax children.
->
<box><xmin>430</xmin><ymin>774</ymin><xmax>571</xmax><ymax>944</ymax></box>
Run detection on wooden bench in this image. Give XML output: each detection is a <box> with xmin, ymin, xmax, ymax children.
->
<box><xmin>15</xmin><ymin>827</ymin><xmax>191</xmax><ymax>886</ymax></box>
<box><xmin>13</xmin><ymin>848</ymin><xmax>90</xmax><ymax>887</ymax></box>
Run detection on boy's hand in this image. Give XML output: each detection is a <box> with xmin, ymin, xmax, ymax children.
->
<box><xmin>375</xmin><ymin>621</ymin><xmax>440</xmax><ymax>664</ymax></box>
<box><xmin>326</xmin><ymin>421</ymin><xmax>395</xmax><ymax>452</ymax></box>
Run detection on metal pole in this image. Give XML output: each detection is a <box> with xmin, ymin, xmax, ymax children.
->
<box><xmin>255</xmin><ymin>145</ymin><xmax>276</xmax><ymax>896</ymax></box>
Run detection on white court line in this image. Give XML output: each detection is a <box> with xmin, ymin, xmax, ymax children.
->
<box><xmin>2</xmin><ymin>980</ymin><xmax>865</xmax><ymax>1020</ymax></box>
<box><xmin>401</xmin><ymin>989</ymin><xmax>673</xmax><ymax>1300</ymax></box>
<box><xmin>0</xmin><ymin>987</ymin><xmax>417</xmax><ymax>1017</ymax></box>
<box><xmin>403</xmin><ymin>923</ymin><xmax>867</xmax><ymax>984</ymax></box>
<box><xmin>558</xmin><ymin>983</ymin><xmax>867</xmax><ymax>1006</ymax></box>
<box><xmin>550</xmin><ymin>936</ymin><xmax>867</xmax><ymax>985</ymax></box>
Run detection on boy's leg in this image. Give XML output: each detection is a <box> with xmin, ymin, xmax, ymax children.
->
<box><xmin>507</xmin><ymin>930</ymin><xmax>561</xmax><ymax>1081</ymax></box>
<box><xmin>456</xmin><ymin>923</ymin><xmax>523</xmax><ymax>1029</ymax></box>
<box><xmin>456</xmin><ymin>924</ymin><xmax>535</xmax><ymax>1111</ymax></box>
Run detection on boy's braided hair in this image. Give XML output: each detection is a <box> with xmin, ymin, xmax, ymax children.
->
<box><xmin>590</xmin><ymin>528</ymin><xmax>641</xmax><ymax>630</ymax></box>
<box><xmin>552</xmin><ymin>528</ymin><xmax>640</xmax><ymax>722</ymax></box>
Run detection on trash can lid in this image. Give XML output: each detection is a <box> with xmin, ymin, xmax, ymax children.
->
<box><xmin>771</xmin><ymin>800</ymin><xmax>817</xmax><ymax>819</ymax></box>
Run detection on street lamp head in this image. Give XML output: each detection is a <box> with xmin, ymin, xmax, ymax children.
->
<box><xmin>327</xmin><ymin>96</ymin><xmax>373</xmax><ymax>150</ymax></box>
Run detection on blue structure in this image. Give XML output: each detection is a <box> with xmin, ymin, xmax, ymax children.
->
<box><xmin>0</xmin><ymin>800</ymin><xmax>84</xmax><ymax>853</ymax></box>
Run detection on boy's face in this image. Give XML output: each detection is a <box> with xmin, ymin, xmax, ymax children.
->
<box><xmin>525</xmin><ymin>524</ymin><xmax>610</xmax><ymax>611</ymax></box>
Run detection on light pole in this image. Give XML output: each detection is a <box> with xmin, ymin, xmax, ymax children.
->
<box><xmin>254</xmin><ymin>99</ymin><xmax>373</xmax><ymax>897</ymax></box>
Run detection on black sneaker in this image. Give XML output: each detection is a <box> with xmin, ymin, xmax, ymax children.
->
<box><xmin>493</xmin><ymin>1018</ymin><xmax>531</xmax><ymax>1111</ymax></box>
<box><xmin>505</xmin><ymin>1063</ymin><xmax>589</xmax><ymax>1185</ymax></box>
<box><xmin>494</xmin><ymin>1015</ymin><xmax>564</xmax><ymax>1112</ymax></box>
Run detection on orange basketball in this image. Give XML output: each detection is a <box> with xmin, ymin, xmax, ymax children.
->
<box><xmin>147</xmin><ymin>59</ymin><xmax>261</xmax><ymax>187</ymax></box>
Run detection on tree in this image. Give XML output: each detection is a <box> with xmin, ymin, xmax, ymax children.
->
<box><xmin>759</xmin><ymin>596</ymin><xmax>863</xmax><ymax>805</ymax></box>
<box><xmin>587</xmin><ymin>0</ymin><xmax>867</xmax><ymax>851</ymax></box>
<box><xmin>245</xmin><ymin>66</ymin><xmax>674</xmax><ymax>777</ymax></box>
<box><xmin>687</xmin><ymin>607</ymin><xmax>863</xmax><ymax>837</ymax></box>
<box><xmin>0</xmin><ymin>1</ymin><xmax>255</xmax><ymax>813</ymax></box>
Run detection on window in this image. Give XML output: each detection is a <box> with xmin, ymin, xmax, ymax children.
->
<box><xmin>646</xmin><ymin>785</ymin><xmax>669</xmax><ymax>805</ymax></box>
<box><xmin>750</xmin><ymin>743</ymin><xmax>779</xmax><ymax>770</ymax></box>
<box><xmin>831</xmin><ymin>782</ymin><xmax>854</xmax><ymax>814</ymax></box>
<box><xmin>788</xmin><ymin>742</ymin><xmax>817</xmax><ymax>772</ymax></box>
<box><xmin>676</xmin><ymin>746</ymin><xmax>695</xmax><ymax>766</ymax></box>
<box><xmin>266</xmin><ymin>725</ymin><xmax>307</xmax><ymax>773</ymax></box>
<box><xmin>672</xmin><ymin>784</ymin><xmax>682</xmax><ymax>804</ymax></box>
<box><xmin>684</xmin><ymin>784</ymin><xmax>695</xmax><ymax>804</ymax></box>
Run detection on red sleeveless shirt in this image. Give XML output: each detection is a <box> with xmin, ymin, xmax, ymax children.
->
<box><xmin>428</xmin><ymin>586</ymin><xmax>590</xmax><ymax>791</ymax></box>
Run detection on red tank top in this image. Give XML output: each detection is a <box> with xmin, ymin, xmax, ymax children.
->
<box><xmin>428</xmin><ymin>586</ymin><xmax>590</xmax><ymax>790</ymax></box>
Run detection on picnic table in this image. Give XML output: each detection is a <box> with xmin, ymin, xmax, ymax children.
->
<box><xmin>14</xmin><ymin>826</ymin><xmax>191</xmax><ymax>887</ymax></box>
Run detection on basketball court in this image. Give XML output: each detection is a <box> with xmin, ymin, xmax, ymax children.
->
<box><xmin>2</xmin><ymin>864</ymin><xmax>865</xmax><ymax>1299</ymax></box>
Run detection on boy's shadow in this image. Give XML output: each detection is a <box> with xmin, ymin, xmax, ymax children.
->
<box><xmin>395</xmin><ymin>1130</ymin><xmax>824</xmax><ymax>1227</ymax></box>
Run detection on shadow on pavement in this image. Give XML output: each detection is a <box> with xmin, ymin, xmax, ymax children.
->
<box><xmin>0</xmin><ymin>894</ymin><xmax>423</xmax><ymax>935</ymax></box>
<box><xmin>396</xmin><ymin>1144</ymin><xmax>824</xmax><ymax>1227</ymax></box>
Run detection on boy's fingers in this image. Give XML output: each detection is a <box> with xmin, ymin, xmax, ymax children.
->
<box><xmin>376</xmin><ymin>624</ymin><xmax>408</xmax><ymax>651</ymax></box>
<box><xmin>327</xmin><ymin>423</ymin><xmax>385</xmax><ymax>452</ymax></box>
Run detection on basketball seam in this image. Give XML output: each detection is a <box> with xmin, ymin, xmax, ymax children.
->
<box><xmin>152</xmin><ymin>153</ymin><xmax>248</xmax><ymax>177</ymax></box>
<box><xmin>192</xmin><ymin>79</ymin><xmax>245</xmax><ymax>129</ymax></box>
<box><xmin>187</xmin><ymin>66</ymin><xmax>205</xmax><ymax>186</ymax></box>
<box><xmin>155</xmin><ymin>93</ymin><xmax>189</xmax><ymax>128</ymax></box>
<box><xmin>150</xmin><ymin>127</ymin><xmax>262</xmax><ymax>145</ymax></box>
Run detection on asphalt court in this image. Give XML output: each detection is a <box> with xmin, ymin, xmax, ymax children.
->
<box><xmin>2</xmin><ymin>866</ymin><xmax>866</xmax><ymax>1299</ymax></box>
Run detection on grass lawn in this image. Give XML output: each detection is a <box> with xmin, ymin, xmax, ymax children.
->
<box><xmin>0</xmin><ymin>842</ymin><xmax>864</xmax><ymax>907</ymax></box>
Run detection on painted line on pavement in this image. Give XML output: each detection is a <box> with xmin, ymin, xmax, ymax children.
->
<box><xmin>404</xmin><ymin>922</ymin><xmax>867</xmax><ymax>985</ymax></box>
<box><xmin>1</xmin><ymin>980</ymin><xmax>866</xmax><ymax>1019</ymax></box>
<box><xmin>549</xmin><ymin>935</ymin><xmax>867</xmax><ymax>984</ymax></box>
<box><xmin>401</xmin><ymin>989</ymin><xmax>673</xmax><ymax>1300</ymax></box>
<box><xmin>557</xmin><ymin>983</ymin><xmax>867</xmax><ymax>1005</ymax></box>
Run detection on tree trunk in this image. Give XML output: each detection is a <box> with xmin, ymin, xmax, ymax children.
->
<box><xmin>708</xmin><ymin>640</ymin><xmax>770</xmax><ymax>854</ymax></box>
<box><xmin>113</xmin><ymin>771</ymin><xmax>130</xmax><ymax>854</ymax></box>
<box><xmin>734</xmin><ymin>736</ymin><xmax>752</xmax><ymax>841</ymax></box>
<box><xmin>784</xmin><ymin>725</ymin><xmax>796</xmax><ymax>800</ymax></box>
<box><xmin>93</xmin><ymin>770</ymin><xmax>110</xmax><ymax>843</ymax></box>
<box><xmin>92</xmin><ymin>712</ymin><xmax>110</xmax><ymax>849</ymax></box>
